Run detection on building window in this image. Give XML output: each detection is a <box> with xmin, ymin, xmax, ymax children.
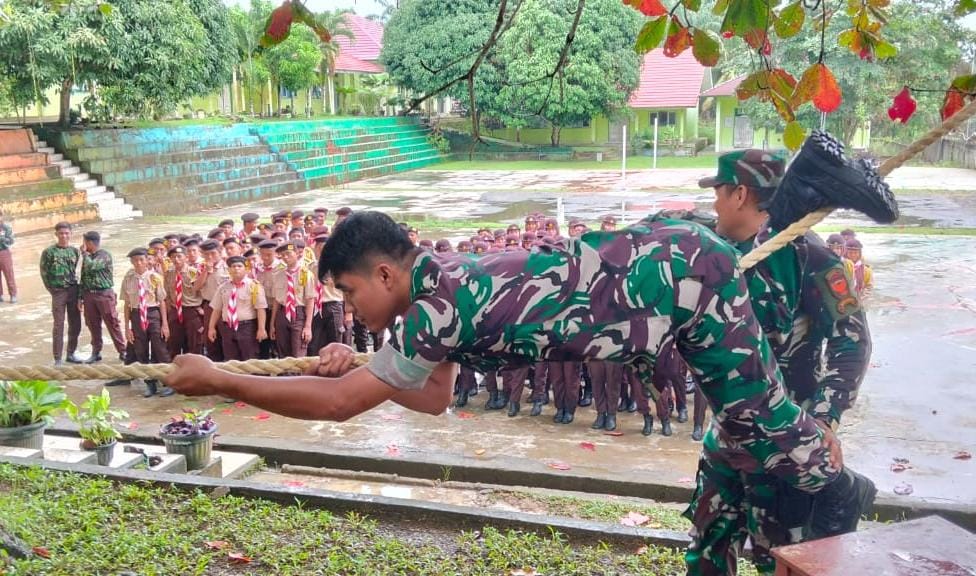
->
<box><xmin>648</xmin><ymin>111</ymin><xmax>676</xmax><ymax>126</ymax></box>
<box><xmin>311</xmin><ymin>86</ymin><xmax>323</xmax><ymax>100</ymax></box>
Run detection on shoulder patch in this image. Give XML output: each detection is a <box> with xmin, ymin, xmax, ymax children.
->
<box><xmin>823</xmin><ymin>267</ymin><xmax>859</xmax><ymax>317</ymax></box>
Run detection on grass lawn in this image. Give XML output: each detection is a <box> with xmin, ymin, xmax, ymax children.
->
<box><xmin>0</xmin><ymin>464</ymin><xmax>705</xmax><ymax>575</ymax></box>
<box><xmin>429</xmin><ymin>155</ymin><xmax>717</xmax><ymax>171</ymax></box>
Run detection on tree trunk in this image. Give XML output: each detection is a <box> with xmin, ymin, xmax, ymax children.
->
<box><xmin>516</xmin><ymin>126</ymin><xmax>521</xmax><ymax>143</ymax></box>
<box><xmin>551</xmin><ymin>125</ymin><xmax>562</xmax><ymax>147</ymax></box>
<box><xmin>327</xmin><ymin>75</ymin><xmax>336</xmax><ymax>115</ymax></box>
<box><xmin>59</xmin><ymin>77</ymin><xmax>73</xmax><ymax>128</ymax></box>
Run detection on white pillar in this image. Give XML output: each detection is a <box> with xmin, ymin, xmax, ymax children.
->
<box><xmin>715</xmin><ymin>99</ymin><xmax>722</xmax><ymax>153</ymax></box>
<box><xmin>652</xmin><ymin>117</ymin><xmax>659</xmax><ymax>170</ymax></box>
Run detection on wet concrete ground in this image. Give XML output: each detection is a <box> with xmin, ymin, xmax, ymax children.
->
<box><xmin>1</xmin><ymin>166</ymin><xmax>974</xmax><ymax>506</ymax></box>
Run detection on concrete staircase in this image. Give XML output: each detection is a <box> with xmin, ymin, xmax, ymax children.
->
<box><xmin>251</xmin><ymin>117</ymin><xmax>442</xmax><ymax>188</ymax></box>
<box><xmin>0</xmin><ymin>433</ymin><xmax>261</xmax><ymax>480</ymax></box>
<box><xmin>35</xmin><ymin>138</ymin><xmax>142</xmax><ymax>222</ymax></box>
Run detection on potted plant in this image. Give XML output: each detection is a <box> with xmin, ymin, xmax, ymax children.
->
<box><xmin>0</xmin><ymin>380</ymin><xmax>68</xmax><ymax>454</ymax></box>
<box><xmin>159</xmin><ymin>408</ymin><xmax>217</xmax><ymax>471</ymax></box>
<box><xmin>65</xmin><ymin>389</ymin><xmax>129</xmax><ymax>466</ymax></box>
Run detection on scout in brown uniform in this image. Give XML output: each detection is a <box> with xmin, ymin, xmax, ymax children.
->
<box><xmin>148</xmin><ymin>238</ymin><xmax>167</xmax><ymax>274</ymax></box>
<box><xmin>218</xmin><ymin>219</ymin><xmax>235</xmax><ymax>238</ymax></box>
<box><xmin>270</xmin><ymin>241</ymin><xmax>315</xmax><ymax>358</ymax></box>
<box><xmin>308</xmin><ymin>228</ymin><xmax>346</xmax><ymax>356</ymax></box>
<box><xmin>196</xmin><ymin>239</ymin><xmax>230</xmax><ymax>361</ymax></box>
<box><xmin>121</xmin><ymin>248</ymin><xmax>172</xmax><ymax>397</ymax></box>
<box><xmin>164</xmin><ymin>245</ymin><xmax>205</xmax><ymax>357</ymax></box>
<box><xmin>223</xmin><ymin>236</ymin><xmax>243</xmax><ymax>258</ymax></box>
<box><xmin>208</xmin><ymin>256</ymin><xmax>268</xmax><ymax>361</ymax></box>
<box><xmin>239</xmin><ymin>212</ymin><xmax>259</xmax><ymax>241</ymax></box>
<box><xmin>254</xmin><ymin>239</ymin><xmax>284</xmax><ymax>358</ymax></box>
<box><xmin>289</xmin><ymin>209</ymin><xmax>305</xmax><ymax>233</ymax></box>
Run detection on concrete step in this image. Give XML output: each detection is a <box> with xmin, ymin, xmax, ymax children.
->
<box><xmin>67</xmin><ymin>172</ymin><xmax>89</xmax><ymax>183</ymax></box>
<box><xmin>75</xmin><ymin>179</ymin><xmax>97</xmax><ymax>190</ymax></box>
<box><xmin>61</xmin><ymin>165</ymin><xmax>80</xmax><ymax>176</ymax></box>
<box><xmin>49</xmin><ymin>153</ymin><xmax>64</xmax><ymax>163</ymax></box>
<box><xmin>43</xmin><ymin>436</ymin><xmax>143</xmax><ymax>470</ymax></box>
<box><xmin>86</xmin><ymin>192</ymin><xmax>113</xmax><ymax>203</ymax></box>
<box><xmin>0</xmin><ymin>446</ymin><xmax>42</xmax><ymax>459</ymax></box>
<box><xmin>44</xmin><ymin>446</ymin><xmax>98</xmax><ymax>465</ymax></box>
<box><xmin>37</xmin><ymin>146</ymin><xmax>55</xmax><ymax>154</ymax></box>
<box><xmin>54</xmin><ymin>159</ymin><xmax>72</xmax><ymax>168</ymax></box>
<box><xmin>36</xmin><ymin>140</ymin><xmax>47</xmax><ymax>148</ymax></box>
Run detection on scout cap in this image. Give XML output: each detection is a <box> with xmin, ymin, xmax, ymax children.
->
<box><xmin>698</xmin><ymin>149</ymin><xmax>786</xmax><ymax>191</ymax></box>
<box><xmin>258</xmin><ymin>239</ymin><xmax>278</xmax><ymax>250</ymax></box>
<box><xmin>167</xmin><ymin>246</ymin><xmax>185</xmax><ymax>257</ymax></box>
<box><xmin>127</xmin><ymin>247</ymin><xmax>148</xmax><ymax>258</ymax></box>
<box><xmin>505</xmin><ymin>233</ymin><xmax>520</xmax><ymax>246</ymax></box>
<box><xmin>222</xmin><ymin>236</ymin><xmax>241</xmax><ymax>246</ymax></box>
<box><xmin>602</xmin><ymin>215</ymin><xmax>617</xmax><ymax>225</ymax></box>
<box><xmin>241</xmin><ymin>212</ymin><xmax>259</xmax><ymax>223</ymax></box>
<box><xmin>207</xmin><ymin>228</ymin><xmax>223</xmax><ymax>239</ymax></box>
<box><xmin>290</xmin><ymin>209</ymin><xmax>304</xmax><ymax>219</ymax></box>
<box><xmin>457</xmin><ymin>240</ymin><xmax>472</xmax><ymax>251</ymax></box>
<box><xmin>275</xmin><ymin>241</ymin><xmax>303</xmax><ymax>253</ymax></box>
<box><xmin>182</xmin><ymin>237</ymin><xmax>200</xmax><ymax>248</ymax></box>
<box><xmin>200</xmin><ymin>240</ymin><xmax>220</xmax><ymax>252</ymax></box>
<box><xmin>226</xmin><ymin>255</ymin><xmax>246</xmax><ymax>266</ymax></box>
<box><xmin>434</xmin><ymin>239</ymin><xmax>452</xmax><ymax>252</ymax></box>
<box><xmin>419</xmin><ymin>238</ymin><xmax>434</xmax><ymax>249</ymax></box>
<box><xmin>149</xmin><ymin>237</ymin><xmax>164</xmax><ymax>247</ymax></box>
<box><xmin>826</xmin><ymin>234</ymin><xmax>845</xmax><ymax>247</ymax></box>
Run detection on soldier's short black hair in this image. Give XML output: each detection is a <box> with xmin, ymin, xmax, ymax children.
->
<box><xmin>320</xmin><ymin>211</ymin><xmax>414</xmax><ymax>280</ymax></box>
<box><xmin>83</xmin><ymin>231</ymin><xmax>100</xmax><ymax>244</ymax></box>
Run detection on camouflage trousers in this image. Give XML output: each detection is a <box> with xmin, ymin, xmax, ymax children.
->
<box><xmin>683</xmin><ymin>418</ymin><xmax>829</xmax><ymax>576</ymax></box>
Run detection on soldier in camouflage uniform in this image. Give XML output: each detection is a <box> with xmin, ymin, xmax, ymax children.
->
<box><xmin>658</xmin><ymin>149</ymin><xmax>874</xmax><ymax>575</ymax></box>
<box><xmin>165</xmin><ymin>211</ymin><xmax>842</xmax><ymax>574</ymax></box>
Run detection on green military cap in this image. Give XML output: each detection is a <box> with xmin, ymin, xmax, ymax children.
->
<box><xmin>698</xmin><ymin>149</ymin><xmax>787</xmax><ymax>190</ymax></box>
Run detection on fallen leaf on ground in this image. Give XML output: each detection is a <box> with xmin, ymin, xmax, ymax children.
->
<box><xmin>579</xmin><ymin>441</ymin><xmax>596</xmax><ymax>451</ymax></box>
<box><xmin>620</xmin><ymin>511</ymin><xmax>651</xmax><ymax>527</ymax></box>
<box><xmin>253</xmin><ymin>412</ymin><xmax>271</xmax><ymax>421</ymax></box>
<box><xmin>32</xmin><ymin>546</ymin><xmax>51</xmax><ymax>559</ymax></box>
<box><xmin>220</xmin><ymin>409</ymin><xmax>234</xmax><ymax>415</ymax></box>
<box><xmin>634</xmin><ymin>545</ymin><xmax>648</xmax><ymax>555</ymax></box>
<box><xmin>234</xmin><ymin>401</ymin><xmax>248</xmax><ymax>408</ymax></box>
<box><xmin>227</xmin><ymin>552</ymin><xmax>252</xmax><ymax>564</ymax></box>
<box><xmin>603</xmin><ymin>431</ymin><xmax>624</xmax><ymax>437</ymax></box>
<box><xmin>380</xmin><ymin>413</ymin><xmax>403</xmax><ymax>421</ymax></box>
<box><xmin>890</xmin><ymin>463</ymin><xmax>911</xmax><ymax>473</ymax></box>
<box><xmin>508</xmin><ymin>568</ymin><xmax>540</xmax><ymax>576</ymax></box>
<box><xmin>456</xmin><ymin>411</ymin><xmax>477</xmax><ymax>419</ymax></box>
<box><xmin>387</xmin><ymin>443</ymin><xmax>401</xmax><ymax>457</ymax></box>
<box><xmin>474</xmin><ymin>448</ymin><xmax>487</xmax><ymax>456</ymax></box>
<box><xmin>893</xmin><ymin>482</ymin><xmax>914</xmax><ymax>496</ymax></box>
<box><xmin>204</xmin><ymin>540</ymin><xmax>230</xmax><ymax>550</ymax></box>
<box><xmin>546</xmin><ymin>460</ymin><xmax>571</xmax><ymax>471</ymax></box>
<box><xmin>284</xmin><ymin>480</ymin><xmax>306</xmax><ymax>488</ymax></box>
<box><xmin>954</xmin><ymin>451</ymin><xmax>972</xmax><ymax>460</ymax></box>
<box><xmin>125</xmin><ymin>422</ymin><xmax>139</xmax><ymax>430</ymax></box>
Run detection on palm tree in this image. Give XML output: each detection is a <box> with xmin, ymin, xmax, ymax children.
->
<box><xmin>313</xmin><ymin>10</ymin><xmax>353</xmax><ymax>116</ymax></box>
<box><xmin>230</xmin><ymin>1</ymin><xmax>272</xmax><ymax>116</ymax></box>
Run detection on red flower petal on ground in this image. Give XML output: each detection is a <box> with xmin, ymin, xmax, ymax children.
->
<box><xmin>620</xmin><ymin>511</ymin><xmax>651</xmax><ymax>527</ymax></box>
<box><xmin>253</xmin><ymin>412</ymin><xmax>271</xmax><ymax>420</ymax></box>
<box><xmin>285</xmin><ymin>480</ymin><xmax>306</xmax><ymax>487</ymax></box>
<box><xmin>204</xmin><ymin>540</ymin><xmax>231</xmax><ymax>550</ymax></box>
<box><xmin>386</xmin><ymin>443</ymin><xmax>401</xmax><ymax>457</ymax></box>
<box><xmin>954</xmin><ymin>451</ymin><xmax>972</xmax><ymax>460</ymax></box>
<box><xmin>234</xmin><ymin>401</ymin><xmax>248</xmax><ymax>408</ymax></box>
<box><xmin>126</xmin><ymin>422</ymin><xmax>139</xmax><ymax>430</ymax></box>
<box><xmin>32</xmin><ymin>546</ymin><xmax>51</xmax><ymax>559</ymax></box>
<box><xmin>456</xmin><ymin>411</ymin><xmax>477</xmax><ymax>419</ymax></box>
<box><xmin>887</xmin><ymin>87</ymin><xmax>917</xmax><ymax>123</ymax></box>
<box><xmin>546</xmin><ymin>460</ymin><xmax>572</xmax><ymax>471</ymax></box>
<box><xmin>228</xmin><ymin>552</ymin><xmax>253</xmax><ymax>564</ymax></box>
<box><xmin>579</xmin><ymin>441</ymin><xmax>596</xmax><ymax>451</ymax></box>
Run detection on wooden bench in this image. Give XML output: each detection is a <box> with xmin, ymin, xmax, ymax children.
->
<box><xmin>772</xmin><ymin>516</ymin><xmax>976</xmax><ymax>576</ymax></box>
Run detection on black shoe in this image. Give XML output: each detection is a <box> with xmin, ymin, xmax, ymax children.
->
<box><xmin>530</xmin><ymin>401</ymin><xmax>543</xmax><ymax>416</ymax></box>
<box><xmin>692</xmin><ymin>425</ymin><xmax>704</xmax><ymax>441</ymax></box>
<box><xmin>119</xmin><ymin>352</ymin><xmax>128</xmax><ymax>364</ymax></box>
<box><xmin>65</xmin><ymin>352</ymin><xmax>85</xmax><ymax>364</ymax></box>
<box><xmin>578</xmin><ymin>392</ymin><xmax>592</xmax><ymax>407</ymax></box>
<box><xmin>809</xmin><ymin>467</ymin><xmax>878</xmax><ymax>539</ymax></box>
<box><xmin>591</xmin><ymin>412</ymin><xmax>607</xmax><ymax>429</ymax></box>
<box><xmin>507</xmin><ymin>401</ymin><xmax>520</xmax><ymax>417</ymax></box>
<box><xmin>661</xmin><ymin>419</ymin><xmax>673</xmax><ymax>437</ymax></box>
<box><xmin>143</xmin><ymin>380</ymin><xmax>158</xmax><ymax>398</ymax></box>
<box><xmin>617</xmin><ymin>397</ymin><xmax>628</xmax><ymax>411</ymax></box>
<box><xmin>104</xmin><ymin>379</ymin><xmax>130</xmax><ymax>387</ymax></box>
<box><xmin>677</xmin><ymin>408</ymin><xmax>689</xmax><ymax>423</ymax></box>
<box><xmin>604</xmin><ymin>413</ymin><xmax>617</xmax><ymax>431</ymax></box>
<box><xmin>158</xmin><ymin>386</ymin><xmax>175</xmax><ymax>397</ymax></box>
<box><xmin>642</xmin><ymin>414</ymin><xmax>653</xmax><ymax>436</ymax></box>
<box><xmin>562</xmin><ymin>410</ymin><xmax>574</xmax><ymax>424</ymax></box>
<box><xmin>553</xmin><ymin>408</ymin><xmax>565</xmax><ymax>423</ymax></box>
<box><xmin>486</xmin><ymin>391</ymin><xmax>501</xmax><ymax>410</ymax></box>
<box><xmin>85</xmin><ymin>353</ymin><xmax>102</xmax><ymax>364</ymax></box>
<box><xmin>455</xmin><ymin>389</ymin><xmax>469</xmax><ymax>408</ymax></box>
<box><xmin>541</xmin><ymin>394</ymin><xmax>550</xmax><ymax>405</ymax></box>
<box><xmin>469</xmin><ymin>386</ymin><xmax>479</xmax><ymax>396</ymax></box>
<box><xmin>627</xmin><ymin>400</ymin><xmax>638</xmax><ymax>413</ymax></box>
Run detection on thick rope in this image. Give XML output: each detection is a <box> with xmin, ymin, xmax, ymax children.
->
<box><xmin>0</xmin><ymin>354</ymin><xmax>372</xmax><ymax>382</ymax></box>
<box><xmin>739</xmin><ymin>97</ymin><xmax>976</xmax><ymax>270</ymax></box>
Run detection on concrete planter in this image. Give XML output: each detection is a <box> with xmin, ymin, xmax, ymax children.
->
<box><xmin>0</xmin><ymin>420</ymin><xmax>46</xmax><ymax>454</ymax></box>
<box><xmin>160</xmin><ymin>426</ymin><xmax>217</xmax><ymax>471</ymax></box>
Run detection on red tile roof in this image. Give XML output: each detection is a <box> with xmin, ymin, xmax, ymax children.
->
<box><xmin>628</xmin><ymin>49</ymin><xmax>708</xmax><ymax>109</ymax></box>
<box><xmin>700</xmin><ymin>75</ymin><xmax>745</xmax><ymax>98</ymax></box>
<box><xmin>334</xmin><ymin>52</ymin><xmax>385</xmax><ymax>74</ymax></box>
<box><xmin>334</xmin><ymin>13</ymin><xmax>384</xmax><ymax>63</ymax></box>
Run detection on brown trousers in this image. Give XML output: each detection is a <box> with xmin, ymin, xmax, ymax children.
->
<box><xmin>82</xmin><ymin>289</ymin><xmax>125</xmax><ymax>356</ymax></box>
<box><xmin>551</xmin><ymin>361</ymin><xmax>581</xmax><ymax>411</ymax></box>
<box><xmin>167</xmin><ymin>305</ymin><xmax>205</xmax><ymax>358</ymax></box>
<box><xmin>503</xmin><ymin>365</ymin><xmax>533</xmax><ymax>403</ymax></box>
<box><xmin>203</xmin><ymin>302</ymin><xmax>224</xmax><ymax>362</ymax></box>
<box><xmin>0</xmin><ymin>249</ymin><xmax>15</xmax><ymax>298</ymax></box>
<box><xmin>50</xmin><ymin>286</ymin><xmax>82</xmax><ymax>360</ymax></box>
<box><xmin>275</xmin><ymin>305</ymin><xmax>307</xmax><ymax>358</ymax></box>
<box><xmin>624</xmin><ymin>367</ymin><xmax>651</xmax><ymax>416</ymax></box>
<box><xmin>218</xmin><ymin>319</ymin><xmax>259</xmax><ymax>361</ymax></box>
<box><xmin>127</xmin><ymin>308</ymin><xmax>170</xmax><ymax>364</ymax></box>
<box><xmin>589</xmin><ymin>361</ymin><xmax>622</xmax><ymax>415</ymax></box>
<box><xmin>308</xmin><ymin>300</ymin><xmax>344</xmax><ymax>357</ymax></box>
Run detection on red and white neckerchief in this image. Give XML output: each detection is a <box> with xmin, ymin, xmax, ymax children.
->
<box><xmin>174</xmin><ymin>269</ymin><xmax>184</xmax><ymax>323</ymax></box>
<box><xmin>314</xmin><ymin>279</ymin><xmax>324</xmax><ymax>318</ymax></box>
<box><xmin>284</xmin><ymin>268</ymin><xmax>297</xmax><ymax>322</ymax></box>
<box><xmin>137</xmin><ymin>274</ymin><xmax>149</xmax><ymax>332</ymax></box>
<box><xmin>227</xmin><ymin>282</ymin><xmax>240</xmax><ymax>331</ymax></box>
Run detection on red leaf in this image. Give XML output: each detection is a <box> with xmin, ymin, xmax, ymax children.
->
<box><xmin>942</xmin><ymin>90</ymin><xmax>966</xmax><ymax>121</ymax></box>
<box><xmin>254</xmin><ymin>412</ymin><xmax>271</xmax><ymax>421</ymax></box>
<box><xmin>887</xmin><ymin>87</ymin><xmax>917</xmax><ymax>123</ymax></box>
<box><xmin>265</xmin><ymin>1</ymin><xmax>293</xmax><ymax>42</ymax></box>
<box><xmin>624</xmin><ymin>0</ymin><xmax>668</xmax><ymax>17</ymax></box>
<box><xmin>456</xmin><ymin>411</ymin><xmax>477</xmax><ymax>419</ymax></box>
<box><xmin>620</xmin><ymin>511</ymin><xmax>651</xmax><ymax>527</ymax></box>
<box><xmin>890</xmin><ymin>462</ymin><xmax>911</xmax><ymax>473</ymax></box>
<box><xmin>579</xmin><ymin>441</ymin><xmax>596</xmax><ymax>452</ymax></box>
<box><xmin>228</xmin><ymin>551</ymin><xmax>253</xmax><ymax>564</ymax></box>
<box><xmin>126</xmin><ymin>422</ymin><xmax>139</xmax><ymax>430</ymax></box>
<box><xmin>32</xmin><ymin>546</ymin><xmax>51</xmax><ymax>559</ymax></box>
<box><xmin>234</xmin><ymin>401</ymin><xmax>248</xmax><ymax>408</ymax></box>
<box><xmin>386</xmin><ymin>443</ymin><xmax>401</xmax><ymax>457</ymax></box>
<box><xmin>546</xmin><ymin>460</ymin><xmax>572</xmax><ymax>471</ymax></box>
<box><xmin>663</xmin><ymin>18</ymin><xmax>693</xmax><ymax>58</ymax></box>
<box><xmin>794</xmin><ymin>63</ymin><xmax>842</xmax><ymax>113</ymax></box>
<box><xmin>220</xmin><ymin>408</ymin><xmax>233</xmax><ymax>415</ymax></box>
<box><xmin>603</xmin><ymin>430</ymin><xmax>624</xmax><ymax>437</ymax></box>
<box><xmin>954</xmin><ymin>451</ymin><xmax>972</xmax><ymax>460</ymax></box>
<box><xmin>204</xmin><ymin>540</ymin><xmax>231</xmax><ymax>550</ymax></box>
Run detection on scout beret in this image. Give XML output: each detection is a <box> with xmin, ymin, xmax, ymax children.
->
<box><xmin>222</xmin><ymin>236</ymin><xmax>241</xmax><ymax>246</ymax></box>
<box><xmin>163</xmin><ymin>233</ymin><xmax>179</xmax><ymax>240</ymax></box>
<box><xmin>207</xmin><ymin>228</ymin><xmax>224</xmax><ymax>239</ymax></box>
<box><xmin>419</xmin><ymin>239</ymin><xmax>434</xmax><ymax>248</ymax></box>
<box><xmin>290</xmin><ymin>209</ymin><xmax>305</xmax><ymax>219</ymax></box>
<box><xmin>258</xmin><ymin>239</ymin><xmax>278</xmax><ymax>249</ymax></box>
<box><xmin>248</xmin><ymin>234</ymin><xmax>266</xmax><ymax>246</ymax></box>
<box><xmin>127</xmin><ymin>247</ymin><xmax>148</xmax><ymax>258</ymax></box>
<box><xmin>167</xmin><ymin>246</ymin><xmax>185</xmax><ymax>257</ymax></box>
<box><xmin>226</xmin><ymin>255</ymin><xmax>246</xmax><ymax>266</ymax></box>
<box><xmin>149</xmin><ymin>238</ymin><xmax>165</xmax><ymax>246</ymax></box>
<box><xmin>241</xmin><ymin>212</ymin><xmax>260</xmax><ymax>223</ymax></box>
<box><xmin>434</xmin><ymin>239</ymin><xmax>452</xmax><ymax>251</ymax></box>
<box><xmin>200</xmin><ymin>240</ymin><xmax>220</xmax><ymax>252</ymax></box>
<box><xmin>242</xmin><ymin>248</ymin><xmax>255</xmax><ymax>258</ymax></box>
<box><xmin>826</xmin><ymin>234</ymin><xmax>845</xmax><ymax>246</ymax></box>
<box><xmin>457</xmin><ymin>240</ymin><xmax>473</xmax><ymax>250</ymax></box>
<box><xmin>182</xmin><ymin>237</ymin><xmax>200</xmax><ymax>248</ymax></box>
<box><xmin>275</xmin><ymin>241</ymin><xmax>303</xmax><ymax>253</ymax></box>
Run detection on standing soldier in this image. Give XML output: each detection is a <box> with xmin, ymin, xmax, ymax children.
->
<box><xmin>196</xmin><ymin>239</ymin><xmax>229</xmax><ymax>361</ymax></box>
<box><xmin>78</xmin><ymin>231</ymin><xmax>126</xmax><ymax>364</ymax></box>
<box><xmin>40</xmin><ymin>222</ymin><xmax>84</xmax><ymax>366</ymax></box>
<box><xmin>121</xmin><ymin>247</ymin><xmax>172</xmax><ymax>397</ymax></box>
<box><xmin>208</xmin><ymin>255</ymin><xmax>268</xmax><ymax>361</ymax></box>
<box><xmin>271</xmin><ymin>242</ymin><xmax>315</xmax><ymax>358</ymax></box>
<box><xmin>0</xmin><ymin>209</ymin><xmax>17</xmax><ymax>303</ymax></box>
<box><xmin>164</xmin><ymin>245</ymin><xmax>205</xmax><ymax>357</ymax></box>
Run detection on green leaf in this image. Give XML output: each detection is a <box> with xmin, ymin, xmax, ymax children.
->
<box><xmin>682</xmin><ymin>0</ymin><xmax>702</xmax><ymax>10</ymax></box>
<box><xmin>713</xmin><ymin>0</ymin><xmax>731</xmax><ymax>15</ymax></box>
<box><xmin>691</xmin><ymin>28</ymin><xmax>722</xmax><ymax>67</ymax></box>
<box><xmin>635</xmin><ymin>16</ymin><xmax>668</xmax><ymax>54</ymax></box>
<box><xmin>720</xmin><ymin>0</ymin><xmax>770</xmax><ymax>41</ymax></box>
<box><xmin>97</xmin><ymin>2</ymin><xmax>113</xmax><ymax>16</ymax></box>
<box><xmin>773</xmin><ymin>2</ymin><xmax>804</xmax><ymax>39</ymax></box>
<box><xmin>784</xmin><ymin>121</ymin><xmax>806</xmax><ymax>151</ymax></box>
<box><xmin>957</xmin><ymin>0</ymin><xmax>976</xmax><ymax>15</ymax></box>
<box><xmin>874</xmin><ymin>39</ymin><xmax>897</xmax><ymax>59</ymax></box>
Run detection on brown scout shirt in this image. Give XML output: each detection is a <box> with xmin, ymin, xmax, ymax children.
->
<box><xmin>254</xmin><ymin>260</ymin><xmax>285</xmax><ymax>306</ymax></box>
<box><xmin>200</xmin><ymin>261</ymin><xmax>229</xmax><ymax>302</ymax></box>
<box><xmin>121</xmin><ymin>269</ymin><xmax>167</xmax><ymax>310</ymax></box>
<box><xmin>272</xmin><ymin>265</ymin><xmax>316</xmax><ymax>307</ymax></box>
<box><xmin>164</xmin><ymin>265</ymin><xmax>204</xmax><ymax>308</ymax></box>
<box><xmin>210</xmin><ymin>277</ymin><xmax>268</xmax><ymax>322</ymax></box>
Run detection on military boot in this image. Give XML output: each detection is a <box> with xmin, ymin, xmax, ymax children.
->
<box><xmin>660</xmin><ymin>418</ymin><xmax>673</xmax><ymax>437</ymax></box>
<box><xmin>553</xmin><ymin>408</ymin><xmax>565</xmax><ymax>423</ymax></box>
<box><xmin>530</xmin><ymin>401</ymin><xmax>543</xmax><ymax>416</ymax></box>
<box><xmin>590</xmin><ymin>412</ymin><xmax>607</xmax><ymax>430</ymax></box>
<box><xmin>455</xmin><ymin>389</ymin><xmax>469</xmax><ymax>408</ymax></box>
<box><xmin>578</xmin><ymin>389</ymin><xmax>592</xmax><ymax>407</ymax></box>
<box><xmin>490</xmin><ymin>391</ymin><xmax>509</xmax><ymax>410</ymax></box>
<box><xmin>486</xmin><ymin>391</ymin><xmax>501</xmax><ymax>410</ymax></box>
<box><xmin>627</xmin><ymin>400</ymin><xmax>638</xmax><ymax>413</ymax></box>
<box><xmin>691</xmin><ymin>424</ymin><xmax>704</xmax><ymax>441</ymax></box>
<box><xmin>809</xmin><ymin>467</ymin><xmax>878</xmax><ymax>540</ymax></box>
<box><xmin>142</xmin><ymin>379</ymin><xmax>157</xmax><ymax>398</ymax></box>
<box><xmin>677</xmin><ymin>407</ymin><xmax>689</xmax><ymax>423</ymax></box>
<box><xmin>642</xmin><ymin>414</ymin><xmax>653</xmax><ymax>436</ymax></box>
<box><xmin>604</xmin><ymin>413</ymin><xmax>617</xmax><ymax>431</ymax></box>
<box><xmin>507</xmin><ymin>401</ymin><xmax>520</xmax><ymax>417</ymax></box>
<box><xmin>561</xmin><ymin>408</ymin><xmax>575</xmax><ymax>424</ymax></box>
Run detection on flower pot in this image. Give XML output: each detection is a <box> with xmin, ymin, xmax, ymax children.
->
<box><xmin>0</xmin><ymin>420</ymin><xmax>46</xmax><ymax>454</ymax></box>
<box><xmin>160</xmin><ymin>426</ymin><xmax>217</xmax><ymax>471</ymax></box>
<box><xmin>94</xmin><ymin>440</ymin><xmax>116</xmax><ymax>466</ymax></box>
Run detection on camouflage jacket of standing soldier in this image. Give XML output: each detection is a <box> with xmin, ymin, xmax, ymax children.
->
<box><xmin>643</xmin><ymin>211</ymin><xmax>870</xmax><ymax>430</ymax></box>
